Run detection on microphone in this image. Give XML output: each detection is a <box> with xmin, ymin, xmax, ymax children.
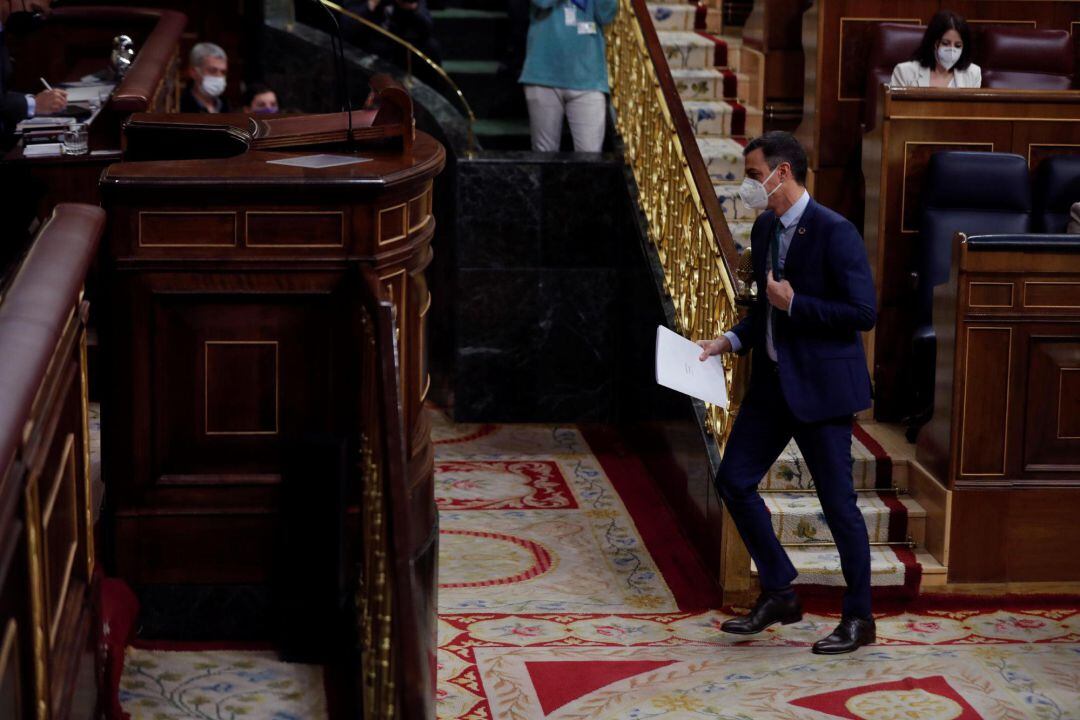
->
<box><xmin>310</xmin><ymin>0</ymin><xmax>355</xmax><ymax>152</ymax></box>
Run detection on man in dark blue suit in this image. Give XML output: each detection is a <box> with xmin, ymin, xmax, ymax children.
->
<box><xmin>698</xmin><ymin>131</ymin><xmax>877</xmax><ymax>654</ymax></box>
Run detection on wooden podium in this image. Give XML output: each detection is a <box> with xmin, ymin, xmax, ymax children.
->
<box><xmin>98</xmin><ymin>84</ymin><xmax>442</xmax><ymax>602</ymax></box>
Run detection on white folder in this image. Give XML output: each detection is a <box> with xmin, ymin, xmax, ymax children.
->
<box><xmin>655</xmin><ymin>325</ymin><xmax>730</xmax><ymax>409</ymax></box>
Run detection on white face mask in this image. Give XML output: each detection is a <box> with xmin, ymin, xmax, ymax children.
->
<box><xmin>937</xmin><ymin>45</ymin><xmax>962</xmax><ymax>71</ymax></box>
<box><xmin>738</xmin><ymin>165</ymin><xmax>782</xmax><ymax>210</ymax></box>
<box><xmin>200</xmin><ymin>74</ymin><xmax>226</xmax><ymax>98</ymax></box>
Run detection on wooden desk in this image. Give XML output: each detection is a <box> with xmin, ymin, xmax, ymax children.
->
<box><xmin>795</xmin><ymin>0</ymin><xmax>1080</xmax><ymax>219</ymax></box>
<box><xmin>2</xmin><ymin>7</ymin><xmax>185</xmax><ymax>221</ymax></box>
<box><xmin>99</xmin><ymin>133</ymin><xmax>444</xmax><ymax>586</ymax></box>
<box><xmin>0</xmin><ymin>204</ymin><xmax>104</xmax><ymax>720</ymax></box>
<box><xmin>917</xmin><ymin>235</ymin><xmax>1080</xmax><ymax>583</ymax></box>
<box><xmin>862</xmin><ymin>87</ymin><xmax>1080</xmax><ymax>419</ymax></box>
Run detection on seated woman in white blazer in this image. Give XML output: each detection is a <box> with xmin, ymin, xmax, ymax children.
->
<box><xmin>891</xmin><ymin>10</ymin><xmax>981</xmax><ymax>88</ymax></box>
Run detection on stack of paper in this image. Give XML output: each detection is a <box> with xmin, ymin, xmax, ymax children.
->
<box><xmin>23</xmin><ymin>143</ymin><xmax>63</xmax><ymax>157</ymax></box>
<box><xmin>655</xmin><ymin>325</ymin><xmax>730</xmax><ymax>408</ymax></box>
<box><xmin>16</xmin><ymin>117</ymin><xmax>75</xmax><ymax>132</ymax></box>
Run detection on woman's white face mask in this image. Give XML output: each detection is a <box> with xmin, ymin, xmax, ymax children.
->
<box><xmin>739</xmin><ymin>165</ymin><xmax>782</xmax><ymax>210</ymax></box>
<box><xmin>937</xmin><ymin>44</ymin><xmax>962</xmax><ymax>71</ymax></box>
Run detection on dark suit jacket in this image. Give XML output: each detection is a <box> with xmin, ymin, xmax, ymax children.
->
<box><xmin>729</xmin><ymin>196</ymin><xmax>877</xmax><ymax>423</ymax></box>
<box><xmin>1</xmin><ymin>34</ymin><xmax>29</xmax><ymax>135</ymax></box>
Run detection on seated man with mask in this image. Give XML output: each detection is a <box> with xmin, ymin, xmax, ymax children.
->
<box><xmin>180</xmin><ymin>42</ymin><xmax>229</xmax><ymax>113</ymax></box>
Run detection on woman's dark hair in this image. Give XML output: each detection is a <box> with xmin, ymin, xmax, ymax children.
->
<box><xmin>743</xmin><ymin>131</ymin><xmax>808</xmax><ymax>184</ymax></box>
<box><xmin>913</xmin><ymin>10</ymin><xmax>974</xmax><ymax>71</ymax></box>
<box><xmin>242</xmin><ymin>83</ymin><xmax>275</xmax><ymax>108</ymax></box>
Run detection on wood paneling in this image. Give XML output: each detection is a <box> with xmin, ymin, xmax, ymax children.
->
<box><xmin>959</xmin><ymin>327</ymin><xmax>1011</xmax><ymax>477</ymax></box>
<box><xmin>101</xmin><ymin>135</ymin><xmax>444</xmax><ymax>590</ymax></box>
<box><xmin>969</xmin><ymin>282</ymin><xmax>1014</xmax><ymax>308</ymax></box>
<box><xmin>245</xmin><ymin>212</ymin><xmax>345</xmax><ymax>248</ymax></box>
<box><xmin>863</xmin><ymin>88</ymin><xmax>1080</xmax><ymax>419</ymax></box>
<box><xmin>917</xmin><ymin>237</ymin><xmax>1080</xmax><ymax>583</ymax></box>
<box><xmin>139</xmin><ymin>211</ymin><xmax>238</xmax><ymax>248</ymax></box>
<box><xmin>1024</xmin><ymin>339</ymin><xmax>1080</xmax><ymax>470</ymax></box>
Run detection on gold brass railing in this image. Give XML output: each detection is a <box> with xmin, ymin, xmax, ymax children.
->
<box><xmin>606</xmin><ymin>0</ymin><xmax>747</xmax><ymax>446</ymax></box>
<box><xmin>319</xmin><ymin>0</ymin><xmax>477</xmax><ymax>152</ymax></box>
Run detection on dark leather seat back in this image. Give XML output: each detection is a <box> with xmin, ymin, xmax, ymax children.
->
<box><xmin>864</xmin><ymin>23</ymin><xmax>926</xmax><ymax>129</ymax></box>
<box><xmin>981</xmin><ymin>27</ymin><xmax>1075</xmax><ymax>90</ymax></box>
<box><xmin>906</xmin><ymin>152</ymin><xmax>1031</xmax><ymax>429</ymax></box>
<box><xmin>921</xmin><ymin>152</ymin><xmax>1032</xmax><ymax>300</ymax></box>
<box><xmin>1032</xmin><ymin>154</ymin><xmax>1080</xmax><ymax>233</ymax></box>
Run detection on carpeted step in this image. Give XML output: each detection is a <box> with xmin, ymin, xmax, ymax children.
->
<box><xmin>658</xmin><ymin>31</ymin><xmax>716</xmax><ymax>69</ymax></box>
<box><xmin>647</xmin><ymin>2</ymin><xmax>698</xmax><ymax>31</ymax></box>
<box><xmin>753</xmin><ymin>546</ymin><xmax>923</xmax><ymax>596</ymax></box>
<box><xmin>442</xmin><ymin>59</ymin><xmax>524</xmax><ymax>119</ymax></box>
<box><xmin>695</xmin><ymin>136</ymin><xmax>745</xmax><ymax>182</ymax></box>
<box><xmin>761</xmin><ymin>425</ymin><xmax>893</xmax><ymax>492</ymax></box>
<box><xmin>472</xmin><ymin>117</ymin><xmax>532</xmax><ymax>150</ymax></box>
<box><xmin>671</xmin><ymin>67</ymin><xmax>749</xmax><ymax>102</ymax></box>
<box><xmin>432</xmin><ymin>8</ymin><xmax>509</xmax><ymax>62</ymax></box>
<box><xmin>714</xmin><ymin>182</ymin><xmax>757</xmax><ymax>222</ymax></box>
<box><xmin>683</xmin><ymin>100</ymin><xmax>763</xmax><ymax>137</ymax></box>
<box><xmin>764</xmin><ymin>492</ymin><xmax>911</xmax><ymax>546</ymax></box>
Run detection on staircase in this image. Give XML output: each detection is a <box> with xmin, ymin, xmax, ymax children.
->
<box><xmin>432</xmin><ymin>0</ymin><xmax>532</xmax><ymax>149</ymax></box>
<box><xmin>634</xmin><ymin>3</ymin><xmax>945</xmax><ymax>598</ymax></box>
<box><xmin>646</xmin><ymin>3</ymin><xmax>765</xmax><ymax>249</ymax></box>
<box><xmin>752</xmin><ymin>424</ymin><xmax>946</xmax><ymax>596</ymax></box>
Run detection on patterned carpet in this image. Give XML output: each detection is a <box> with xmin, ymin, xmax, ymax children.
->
<box><xmin>432</xmin><ymin>411</ymin><xmax>1080</xmax><ymax>720</ymax></box>
<box><xmin>119</xmin><ymin>648</ymin><xmax>327</xmax><ymax>720</ymax></box>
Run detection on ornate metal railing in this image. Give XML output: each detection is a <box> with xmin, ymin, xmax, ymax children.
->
<box><xmin>606</xmin><ymin>0</ymin><xmax>748</xmax><ymax>446</ymax></box>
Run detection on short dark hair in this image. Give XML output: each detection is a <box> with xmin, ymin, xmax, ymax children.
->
<box><xmin>742</xmin><ymin>131</ymin><xmax>808</xmax><ymax>185</ymax></box>
<box><xmin>242</xmin><ymin>83</ymin><xmax>275</xmax><ymax>108</ymax></box>
<box><xmin>913</xmin><ymin>10</ymin><xmax>974</xmax><ymax>71</ymax></box>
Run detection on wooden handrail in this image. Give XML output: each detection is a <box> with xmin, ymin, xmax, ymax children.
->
<box><xmin>627</xmin><ymin>0</ymin><xmax>739</xmax><ymax>273</ymax></box>
<box><xmin>606</xmin><ymin>0</ymin><xmax>747</xmax><ymax>442</ymax></box>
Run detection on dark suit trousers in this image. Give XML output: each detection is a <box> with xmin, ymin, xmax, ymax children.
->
<box><xmin>714</xmin><ymin>364</ymin><xmax>872</xmax><ymax>618</ymax></box>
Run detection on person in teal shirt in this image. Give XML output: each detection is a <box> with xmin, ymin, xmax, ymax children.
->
<box><xmin>518</xmin><ymin>0</ymin><xmax>617</xmax><ymax>152</ymax></box>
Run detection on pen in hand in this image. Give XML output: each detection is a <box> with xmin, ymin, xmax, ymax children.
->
<box><xmin>40</xmin><ymin>77</ymin><xmax>53</xmax><ymax>91</ymax></box>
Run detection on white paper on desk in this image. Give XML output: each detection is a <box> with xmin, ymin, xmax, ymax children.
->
<box><xmin>60</xmin><ymin>83</ymin><xmax>115</xmax><ymax>104</ymax></box>
<box><xmin>655</xmin><ymin>325</ymin><xmax>729</xmax><ymax>408</ymax></box>
<box><xmin>22</xmin><ymin>143</ymin><xmax>63</xmax><ymax>157</ymax></box>
<box><xmin>267</xmin><ymin>153</ymin><xmax>371</xmax><ymax>169</ymax></box>
<box><xmin>16</xmin><ymin>117</ymin><xmax>75</xmax><ymax>131</ymax></box>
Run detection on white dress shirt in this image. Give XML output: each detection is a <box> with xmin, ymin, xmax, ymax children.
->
<box><xmin>724</xmin><ymin>188</ymin><xmax>810</xmax><ymax>361</ymax></box>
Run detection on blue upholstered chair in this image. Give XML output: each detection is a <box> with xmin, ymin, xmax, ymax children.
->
<box><xmin>908</xmin><ymin>151</ymin><xmax>1032</xmax><ymax>432</ymax></box>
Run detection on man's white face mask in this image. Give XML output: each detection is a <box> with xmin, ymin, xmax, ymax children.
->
<box><xmin>739</xmin><ymin>165</ymin><xmax>782</xmax><ymax>210</ymax></box>
<box><xmin>201</xmin><ymin>73</ymin><xmax>227</xmax><ymax>98</ymax></box>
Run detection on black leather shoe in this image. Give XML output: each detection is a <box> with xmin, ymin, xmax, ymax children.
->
<box><xmin>721</xmin><ymin>592</ymin><xmax>803</xmax><ymax>635</ymax></box>
<box><xmin>811</xmin><ymin>616</ymin><xmax>876</xmax><ymax>654</ymax></box>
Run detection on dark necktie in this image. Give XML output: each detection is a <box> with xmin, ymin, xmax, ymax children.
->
<box><xmin>771</xmin><ymin>218</ymin><xmax>784</xmax><ymax>282</ymax></box>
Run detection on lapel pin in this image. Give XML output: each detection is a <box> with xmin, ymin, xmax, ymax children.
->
<box><xmin>797</xmin><ymin>227</ymin><xmax>807</xmax><ymax>235</ymax></box>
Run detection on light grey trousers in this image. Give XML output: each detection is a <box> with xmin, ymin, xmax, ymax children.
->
<box><xmin>523</xmin><ymin>84</ymin><xmax>606</xmax><ymax>152</ymax></box>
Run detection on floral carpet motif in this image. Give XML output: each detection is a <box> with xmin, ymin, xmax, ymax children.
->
<box><xmin>120</xmin><ymin>648</ymin><xmax>326</xmax><ymax>720</ymax></box>
<box><xmin>433</xmin><ymin>410</ymin><xmax>1080</xmax><ymax>720</ymax></box>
